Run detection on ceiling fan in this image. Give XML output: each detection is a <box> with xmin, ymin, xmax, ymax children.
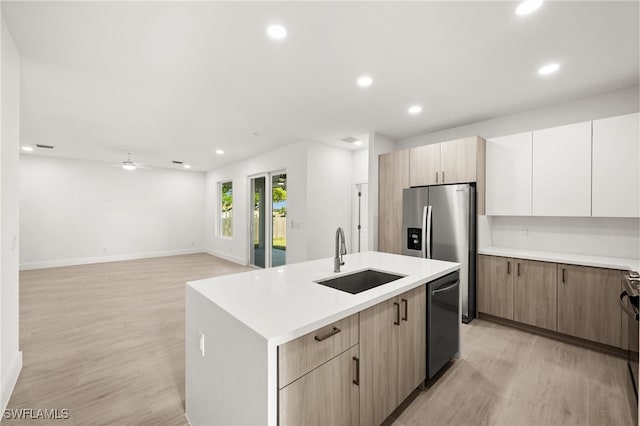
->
<box><xmin>115</xmin><ymin>152</ymin><xmax>147</xmax><ymax>171</ymax></box>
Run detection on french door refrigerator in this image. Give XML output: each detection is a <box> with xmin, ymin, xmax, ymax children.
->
<box><xmin>402</xmin><ymin>184</ymin><xmax>476</xmax><ymax>323</ymax></box>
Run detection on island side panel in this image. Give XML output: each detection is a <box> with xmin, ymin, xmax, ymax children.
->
<box><xmin>186</xmin><ymin>286</ymin><xmax>273</xmax><ymax>425</ymax></box>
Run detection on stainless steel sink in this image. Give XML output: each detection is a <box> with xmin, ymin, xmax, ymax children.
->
<box><xmin>314</xmin><ymin>269</ymin><xmax>405</xmax><ymax>294</ymax></box>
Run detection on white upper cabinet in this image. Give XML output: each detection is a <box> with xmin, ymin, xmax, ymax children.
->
<box><xmin>592</xmin><ymin>113</ymin><xmax>640</xmax><ymax>218</ymax></box>
<box><xmin>486</xmin><ymin>132</ymin><xmax>532</xmax><ymax>216</ymax></box>
<box><xmin>532</xmin><ymin>121</ymin><xmax>592</xmax><ymax>217</ymax></box>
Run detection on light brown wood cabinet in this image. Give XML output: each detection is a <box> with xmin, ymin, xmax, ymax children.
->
<box><xmin>513</xmin><ymin>260</ymin><xmax>557</xmax><ymax>331</ymax></box>
<box><xmin>378</xmin><ymin>150</ymin><xmax>409</xmax><ymax>254</ymax></box>
<box><xmin>278</xmin><ymin>314</ymin><xmax>359</xmax><ymax>388</ymax></box>
<box><xmin>557</xmin><ymin>264</ymin><xmax>622</xmax><ymax>348</ymax></box>
<box><xmin>477</xmin><ymin>255</ymin><xmax>514</xmax><ymax>320</ymax></box>
<box><xmin>359</xmin><ymin>285</ymin><xmax>426</xmax><ymax>426</ymax></box>
<box><xmin>479</xmin><ymin>255</ymin><xmax>626</xmax><ymax>349</ymax></box>
<box><xmin>279</xmin><ymin>345</ymin><xmax>360</xmax><ymax>426</ymax></box>
<box><xmin>409</xmin><ymin>137</ymin><xmax>484</xmax><ymax>186</ymax></box>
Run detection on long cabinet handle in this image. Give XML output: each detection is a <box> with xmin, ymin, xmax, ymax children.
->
<box><xmin>517</xmin><ymin>263</ymin><xmax>521</xmax><ymax>276</ymax></box>
<box><xmin>435</xmin><ymin>171</ymin><xmax>438</xmax><ymax>184</ymax></box>
<box><xmin>401</xmin><ymin>298</ymin><xmax>408</xmax><ymax>321</ymax></box>
<box><xmin>507</xmin><ymin>261</ymin><xmax>511</xmax><ymax>275</ymax></box>
<box><xmin>442</xmin><ymin>171</ymin><xmax>445</xmax><ymax>183</ymax></box>
<box><xmin>314</xmin><ymin>326</ymin><xmax>341</xmax><ymax>342</ymax></box>
<box><xmin>393</xmin><ymin>302</ymin><xmax>400</xmax><ymax>325</ymax></box>
<box><xmin>562</xmin><ymin>268</ymin><xmax>566</xmax><ymax>283</ymax></box>
<box><xmin>352</xmin><ymin>356</ymin><xmax>360</xmax><ymax>385</ymax></box>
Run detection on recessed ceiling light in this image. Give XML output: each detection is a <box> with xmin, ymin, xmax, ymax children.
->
<box><xmin>216</xmin><ymin>149</ymin><xmax>224</xmax><ymax>155</ymax></box>
<box><xmin>408</xmin><ymin>105</ymin><xmax>422</xmax><ymax>115</ymax></box>
<box><xmin>122</xmin><ymin>163</ymin><xmax>136</xmax><ymax>171</ymax></box>
<box><xmin>538</xmin><ymin>63</ymin><xmax>560</xmax><ymax>75</ymax></box>
<box><xmin>267</xmin><ymin>25</ymin><xmax>287</xmax><ymax>40</ymax></box>
<box><xmin>357</xmin><ymin>76</ymin><xmax>373</xmax><ymax>87</ymax></box>
<box><xmin>183</xmin><ymin>164</ymin><xmax>191</xmax><ymax>169</ymax></box>
<box><xmin>251</xmin><ymin>132</ymin><xmax>260</xmax><ymax>136</ymax></box>
<box><xmin>21</xmin><ymin>146</ymin><xmax>34</xmax><ymax>152</ymax></box>
<box><xmin>515</xmin><ymin>0</ymin><xmax>544</xmax><ymax>16</ymax></box>
<box><xmin>354</xmin><ymin>140</ymin><xmax>363</xmax><ymax>146</ymax></box>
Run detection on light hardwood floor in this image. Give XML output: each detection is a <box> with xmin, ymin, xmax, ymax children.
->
<box><xmin>6</xmin><ymin>254</ymin><xmax>635</xmax><ymax>425</ymax></box>
<box><xmin>6</xmin><ymin>253</ymin><xmax>252</xmax><ymax>425</ymax></box>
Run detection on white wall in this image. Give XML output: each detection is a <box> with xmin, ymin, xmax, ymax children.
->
<box><xmin>204</xmin><ymin>141</ymin><xmax>354</xmax><ymax>265</ymax></box>
<box><xmin>368</xmin><ymin>132</ymin><xmax>397</xmax><ymax>251</ymax></box>
<box><xmin>1</xmin><ymin>15</ymin><xmax>22</xmax><ymax>412</ymax></box>
<box><xmin>306</xmin><ymin>143</ymin><xmax>353</xmax><ymax>261</ymax></box>
<box><xmin>488</xmin><ymin>216</ymin><xmax>639</xmax><ymax>260</ymax></box>
<box><xmin>398</xmin><ymin>86</ymin><xmax>639</xmax><ymax>149</ymax></box>
<box><xmin>351</xmin><ymin>147</ymin><xmax>368</xmax><ymax>184</ymax></box>
<box><xmin>20</xmin><ymin>156</ymin><xmax>206</xmax><ymax>269</ymax></box>
<box><xmin>389</xmin><ymin>87</ymin><xmax>640</xmax><ymax>260</ymax></box>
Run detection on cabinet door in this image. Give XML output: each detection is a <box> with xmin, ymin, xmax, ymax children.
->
<box><xmin>398</xmin><ymin>285</ymin><xmax>426</xmax><ymax>402</ymax></box>
<box><xmin>592</xmin><ymin>112</ymin><xmax>640</xmax><ymax>218</ymax></box>
<box><xmin>513</xmin><ymin>260</ymin><xmax>557</xmax><ymax>331</ymax></box>
<box><xmin>379</xmin><ymin>150</ymin><xmax>409</xmax><ymax>254</ymax></box>
<box><xmin>477</xmin><ymin>255</ymin><xmax>514</xmax><ymax>320</ymax></box>
<box><xmin>440</xmin><ymin>137</ymin><xmax>477</xmax><ymax>184</ymax></box>
<box><xmin>409</xmin><ymin>143</ymin><xmax>440</xmax><ymax>186</ymax></box>
<box><xmin>486</xmin><ymin>132</ymin><xmax>532</xmax><ymax>216</ymax></box>
<box><xmin>532</xmin><ymin>121</ymin><xmax>592</xmax><ymax>216</ymax></box>
<box><xmin>557</xmin><ymin>265</ymin><xmax>622</xmax><ymax>347</ymax></box>
<box><xmin>279</xmin><ymin>345</ymin><xmax>359</xmax><ymax>426</ymax></box>
<box><xmin>359</xmin><ymin>298</ymin><xmax>400</xmax><ymax>426</ymax></box>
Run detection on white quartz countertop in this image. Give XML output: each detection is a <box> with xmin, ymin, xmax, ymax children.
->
<box><xmin>187</xmin><ymin>251</ymin><xmax>459</xmax><ymax>346</ymax></box>
<box><xmin>478</xmin><ymin>247</ymin><xmax>639</xmax><ymax>272</ymax></box>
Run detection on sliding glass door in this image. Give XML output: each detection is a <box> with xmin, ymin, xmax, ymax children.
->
<box><xmin>249</xmin><ymin>171</ymin><xmax>287</xmax><ymax>268</ymax></box>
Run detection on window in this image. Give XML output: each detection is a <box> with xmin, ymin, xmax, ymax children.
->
<box><xmin>219</xmin><ymin>181</ymin><xmax>233</xmax><ymax>237</ymax></box>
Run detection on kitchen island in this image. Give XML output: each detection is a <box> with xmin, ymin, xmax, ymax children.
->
<box><xmin>185</xmin><ymin>251</ymin><xmax>460</xmax><ymax>426</ymax></box>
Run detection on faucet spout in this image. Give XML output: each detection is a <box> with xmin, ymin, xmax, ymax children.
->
<box><xmin>334</xmin><ymin>227</ymin><xmax>346</xmax><ymax>273</ymax></box>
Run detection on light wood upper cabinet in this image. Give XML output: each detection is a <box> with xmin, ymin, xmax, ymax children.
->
<box><xmin>557</xmin><ymin>264</ymin><xmax>622</xmax><ymax>348</ymax></box>
<box><xmin>592</xmin><ymin>112</ymin><xmax>640</xmax><ymax>218</ymax></box>
<box><xmin>409</xmin><ymin>143</ymin><xmax>440</xmax><ymax>186</ymax></box>
<box><xmin>513</xmin><ymin>260</ymin><xmax>557</xmax><ymax>331</ymax></box>
<box><xmin>486</xmin><ymin>132</ymin><xmax>532</xmax><ymax>216</ymax></box>
<box><xmin>477</xmin><ymin>255</ymin><xmax>514</xmax><ymax>320</ymax></box>
<box><xmin>397</xmin><ymin>285</ymin><xmax>426</xmax><ymax>403</ymax></box>
<box><xmin>441</xmin><ymin>137</ymin><xmax>478</xmax><ymax>184</ymax></box>
<box><xmin>532</xmin><ymin>121</ymin><xmax>592</xmax><ymax>216</ymax></box>
<box><xmin>378</xmin><ymin>150</ymin><xmax>409</xmax><ymax>254</ymax></box>
<box><xmin>279</xmin><ymin>345</ymin><xmax>360</xmax><ymax>426</ymax></box>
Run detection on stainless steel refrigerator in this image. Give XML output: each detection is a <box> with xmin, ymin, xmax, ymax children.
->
<box><xmin>402</xmin><ymin>184</ymin><xmax>476</xmax><ymax>323</ymax></box>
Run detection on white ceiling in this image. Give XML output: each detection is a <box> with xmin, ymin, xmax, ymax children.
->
<box><xmin>3</xmin><ymin>1</ymin><xmax>638</xmax><ymax>171</ymax></box>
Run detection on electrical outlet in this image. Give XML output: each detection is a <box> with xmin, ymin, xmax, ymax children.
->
<box><xmin>11</xmin><ymin>235</ymin><xmax>17</xmax><ymax>251</ymax></box>
<box><xmin>198</xmin><ymin>331</ymin><xmax>205</xmax><ymax>357</ymax></box>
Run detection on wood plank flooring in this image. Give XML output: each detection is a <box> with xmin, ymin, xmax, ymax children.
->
<box><xmin>5</xmin><ymin>254</ymin><xmax>635</xmax><ymax>425</ymax></box>
<box><xmin>6</xmin><ymin>254</ymin><xmax>252</xmax><ymax>425</ymax></box>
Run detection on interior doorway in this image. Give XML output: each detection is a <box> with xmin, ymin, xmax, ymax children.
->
<box><xmin>249</xmin><ymin>171</ymin><xmax>287</xmax><ymax>268</ymax></box>
<box><xmin>352</xmin><ymin>183</ymin><xmax>369</xmax><ymax>252</ymax></box>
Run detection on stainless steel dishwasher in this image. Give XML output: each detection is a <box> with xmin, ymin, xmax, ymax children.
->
<box><xmin>427</xmin><ymin>270</ymin><xmax>460</xmax><ymax>379</ymax></box>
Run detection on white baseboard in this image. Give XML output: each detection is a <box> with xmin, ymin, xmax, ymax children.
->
<box><xmin>204</xmin><ymin>248</ymin><xmax>248</xmax><ymax>266</ymax></box>
<box><xmin>1</xmin><ymin>351</ymin><xmax>22</xmax><ymax>412</ymax></box>
<box><xmin>19</xmin><ymin>248</ymin><xmax>206</xmax><ymax>271</ymax></box>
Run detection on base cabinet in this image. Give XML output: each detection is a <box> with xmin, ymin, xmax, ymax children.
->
<box><xmin>513</xmin><ymin>260</ymin><xmax>557</xmax><ymax>331</ymax></box>
<box><xmin>557</xmin><ymin>264</ymin><xmax>622</xmax><ymax>347</ymax></box>
<box><xmin>478</xmin><ymin>255</ymin><xmax>625</xmax><ymax>349</ymax></box>
<box><xmin>359</xmin><ymin>285</ymin><xmax>426</xmax><ymax>426</ymax></box>
<box><xmin>279</xmin><ymin>345</ymin><xmax>360</xmax><ymax>426</ymax></box>
<box><xmin>477</xmin><ymin>255</ymin><xmax>514</xmax><ymax>320</ymax></box>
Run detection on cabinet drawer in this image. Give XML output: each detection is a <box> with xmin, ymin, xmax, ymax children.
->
<box><xmin>278</xmin><ymin>313</ymin><xmax>359</xmax><ymax>388</ymax></box>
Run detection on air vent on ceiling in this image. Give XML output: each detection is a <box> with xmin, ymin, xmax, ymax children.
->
<box><xmin>35</xmin><ymin>144</ymin><xmax>54</xmax><ymax>149</ymax></box>
<box><xmin>340</xmin><ymin>137</ymin><xmax>360</xmax><ymax>144</ymax></box>
<box><xmin>172</xmin><ymin>161</ymin><xmax>184</xmax><ymax>165</ymax></box>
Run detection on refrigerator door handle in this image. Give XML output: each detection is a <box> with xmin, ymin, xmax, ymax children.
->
<box><xmin>423</xmin><ymin>205</ymin><xmax>432</xmax><ymax>259</ymax></box>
